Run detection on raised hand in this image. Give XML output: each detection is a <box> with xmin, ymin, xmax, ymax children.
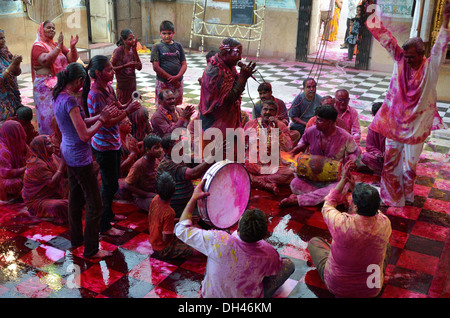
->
<box><xmin>70</xmin><ymin>34</ymin><xmax>79</xmax><ymax>48</ymax></box>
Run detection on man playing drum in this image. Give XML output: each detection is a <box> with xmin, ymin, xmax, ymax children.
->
<box><xmin>244</xmin><ymin>100</ymin><xmax>295</xmax><ymax>194</ymax></box>
<box><xmin>175</xmin><ymin>179</ymin><xmax>295</xmax><ymax>298</ymax></box>
<box><xmin>280</xmin><ymin>105</ymin><xmax>360</xmax><ymax>208</ymax></box>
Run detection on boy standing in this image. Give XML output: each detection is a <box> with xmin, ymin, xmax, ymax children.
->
<box><xmin>151</xmin><ymin>20</ymin><xmax>187</xmax><ymax>106</ymax></box>
<box><xmin>124</xmin><ymin>134</ymin><xmax>163</xmax><ymax>212</ymax></box>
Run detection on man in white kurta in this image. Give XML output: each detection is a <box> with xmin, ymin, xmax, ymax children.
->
<box><xmin>366</xmin><ymin>6</ymin><xmax>450</xmax><ymax>206</ymax></box>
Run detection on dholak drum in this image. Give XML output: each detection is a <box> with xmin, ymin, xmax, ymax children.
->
<box><xmin>198</xmin><ymin>160</ymin><xmax>251</xmax><ymax>229</ymax></box>
<box><xmin>296</xmin><ymin>154</ymin><xmax>342</xmax><ymax>182</ymax></box>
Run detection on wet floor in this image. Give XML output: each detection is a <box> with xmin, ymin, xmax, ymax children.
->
<box><xmin>0</xmin><ymin>51</ymin><xmax>449</xmax><ymax>300</ymax></box>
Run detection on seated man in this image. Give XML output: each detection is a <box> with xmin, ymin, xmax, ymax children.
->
<box><xmin>175</xmin><ymin>179</ymin><xmax>295</xmax><ymax>298</ymax></box>
<box><xmin>361</xmin><ymin>102</ymin><xmax>385</xmax><ymax>176</ymax></box>
<box><xmin>157</xmin><ymin>134</ymin><xmax>212</xmax><ymax>216</ymax></box>
<box><xmin>124</xmin><ymin>134</ymin><xmax>163</xmax><ymax>212</ymax></box>
<box><xmin>253</xmin><ymin>82</ymin><xmax>300</xmax><ymax>144</ymax></box>
<box><xmin>150</xmin><ymin>89</ymin><xmax>195</xmax><ymax>137</ymax></box>
<box><xmin>244</xmin><ymin>100</ymin><xmax>295</xmax><ymax>194</ymax></box>
<box><xmin>289</xmin><ymin>78</ymin><xmax>322</xmax><ymax>136</ymax></box>
<box><xmin>334</xmin><ymin>89</ymin><xmax>361</xmax><ymax>145</ymax></box>
<box><xmin>252</xmin><ymin>82</ymin><xmax>289</xmax><ymax>125</ymax></box>
<box><xmin>305</xmin><ymin>95</ymin><xmax>349</xmax><ymax>132</ymax></box>
<box><xmin>280</xmin><ymin>105</ymin><xmax>360</xmax><ymax>208</ymax></box>
<box><xmin>308</xmin><ymin>163</ymin><xmax>392</xmax><ymax>298</ymax></box>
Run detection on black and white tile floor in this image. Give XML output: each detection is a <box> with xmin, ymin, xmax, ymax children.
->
<box><xmin>16</xmin><ymin>51</ymin><xmax>450</xmax><ymax>154</ymax></box>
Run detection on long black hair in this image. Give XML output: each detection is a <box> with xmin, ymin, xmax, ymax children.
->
<box><xmin>116</xmin><ymin>28</ymin><xmax>133</xmax><ymax>46</ymax></box>
<box><xmin>52</xmin><ymin>62</ymin><xmax>87</xmax><ymax>102</ymax></box>
<box><xmin>81</xmin><ymin>55</ymin><xmax>110</xmax><ymax>117</ymax></box>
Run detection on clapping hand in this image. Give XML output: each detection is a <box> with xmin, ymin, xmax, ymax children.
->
<box><xmin>70</xmin><ymin>35</ymin><xmax>79</xmax><ymax>48</ymax></box>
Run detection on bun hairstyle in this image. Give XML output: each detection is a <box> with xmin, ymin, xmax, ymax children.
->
<box><xmin>81</xmin><ymin>55</ymin><xmax>110</xmax><ymax>117</ymax></box>
<box><xmin>52</xmin><ymin>62</ymin><xmax>87</xmax><ymax>102</ymax></box>
<box><xmin>116</xmin><ymin>28</ymin><xmax>133</xmax><ymax>46</ymax></box>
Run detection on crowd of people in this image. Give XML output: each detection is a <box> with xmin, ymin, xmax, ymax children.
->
<box><xmin>0</xmin><ymin>3</ymin><xmax>449</xmax><ymax>298</ymax></box>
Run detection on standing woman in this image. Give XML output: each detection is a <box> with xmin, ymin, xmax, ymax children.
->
<box><xmin>111</xmin><ymin>28</ymin><xmax>142</xmax><ymax>105</ymax></box>
<box><xmin>31</xmin><ymin>20</ymin><xmax>79</xmax><ymax>135</ymax></box>
<box><xmin>52</xmin><ymin>62</ymin><xmax>113</xmax><ymax>259</ymax></box>
<box><xmin>84</xmin><ymin>55</ymin><xmax>140</xmax><ymax>236</ymax></box>
<box><xmin>0</xmin><ymin>29</ymin><xmax>23</xmax><ymax>121</ymax></box>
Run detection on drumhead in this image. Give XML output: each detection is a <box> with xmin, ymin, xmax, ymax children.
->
<box><xmin>200</xmin><ymin>161</ymin><xmax>251</xmax><ymax>229</ymax></box>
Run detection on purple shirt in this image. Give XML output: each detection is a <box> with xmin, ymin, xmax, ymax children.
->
<box><xmin>339</xmin><ymin>106</ymin><xmax>361</xmax><ymax>145</ymax></box>
<box><xmin>322</xmin><ymin>189</ymin><xmax>392</xmax><ymax>298</ymax></box>
<box><xmin>53</xmin><ymin>92</ymin><xmax>92</xmax><ymax>167</ymax></box>
<box><xmin>175</xmin><ymin>220</ymin><xmax>283</xmax><ymax>298</ymax></box>
<box><xmin>365</xmin><ymin>127</ymin><xmax>385</xmax><ymax>157</ymax></box>
<box><xmin>150</xmin><ymin>107</ymin><xmax>187</xmax><ymax>137</ymax></box>
<box><xmin>298</xmin><ymin>126</ymin><xmax>361</xmax><ymax>163</ymax></box>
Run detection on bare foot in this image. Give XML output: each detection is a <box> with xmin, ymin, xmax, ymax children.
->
<box><xmin>101</xmin><ymin>227</ymin><xmax>125</xmax><ymax>236</ymax></box>
<box><xmin>88</xmin><ymin>249</ymin><xmax>113</xmax><ymax>258</ymax></box>
<box><xmin>279</xmin><ymin>194</ymin><xmax>298</xmax><ymax>208</ymax></box>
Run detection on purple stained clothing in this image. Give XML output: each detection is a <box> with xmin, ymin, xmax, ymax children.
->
<box><xmin>361</xmin><ymin>127</ymin><xmax>385</xmax><ymax>174</ymax></box>
<box><xmin>367</xmin><ymin>22</ymin><xmax>449</xmax><ymax>144</ymax></box>
<box><xmin>150</xmin><ymin>107</ymin><xmax>187</xmax><ymax>137</ymax></box>
<box><xmin>298</xmin><ymin>126</ymin><xmax>360</xmax><ymax>162</ymax></box>
<box><xmin>321</xmin><ymin>188</ymin><xmax>392</xmax><ymax>298</ymax></box>
<box><xmin>175</xmin><ymin>219</ymin><xmax>283</xmax><ymax>298</ymax></box>
<box><xmin>53</xmin><ymin>91</ymin><xmax>93</xmax><ymax>168</ymax></box>
<box><xmin>290</xmin><ymin>126</ymin><xmax>360</xmax><ymax>207</ymax></box>
<box><xmin>198</xmin><ymin>54</ymin><xmax>242</xmax><ymax>135</ymax></box>
<box><xmin>338</xmin><ymin>106</ymin><xmax>361</xmax><ymax>145</ymax></box>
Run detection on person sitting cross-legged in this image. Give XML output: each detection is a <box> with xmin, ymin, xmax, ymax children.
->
<box><xmin>244</xmin><ymin>99</ymin><xmax>295</xmax><ymax>194</ymax></box>
<box><xmin>308</xmin><ymin>162</ymin><xmax>392</xmax><ymax>298</ymax></box>
<box><xmin>280</xmin><ymin>105</ymin><xmax>360</xmax><ymax>208</ymax></box>
<box><xmin>175</xmin><ymin>179</ymin><xmax>295</xmax><ymax>298</ymax></box>
<box><xmin>124</xmin><ymin>134</ymin><xmax>163</xmax><ymax>212</ymax></box>
<box><xmin>148</xmin><ymin>171</ymin><xmax>198</xmax><ymax>259</ymax></box>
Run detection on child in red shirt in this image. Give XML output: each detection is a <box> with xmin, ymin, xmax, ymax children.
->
<box><xmin>148</xmin><ymin>171</ymin><xmax>196</xmax><ymax>259</ymax></box>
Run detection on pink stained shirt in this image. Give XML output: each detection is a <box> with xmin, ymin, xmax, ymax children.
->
<box><xmin>298</xmin><ymin>126</ymin><xmax>361</xmax><ymax>163</ymax></box>
<box><xmin>321</xmin><ymin>189</ymin><xmax>392</xmax><ymax>298</ymax></box>
<box><xmin>174</xmin><ymin>219</ymin><xmax>283</xmax><ymax>298</ymax></box>
<box><xmin>367</xmin><ymin>22</ymin><xmax>449</xmax><ymax>145</ymax></box>
<box><xmin>365</xmin><ymin>127</ymin><xmax>385</xmax><ymax>157</ymax></box>
<box><xmin>338</xmin><ymin>106</ymin><xmax>361</xmax><ymax>145</ymax></box>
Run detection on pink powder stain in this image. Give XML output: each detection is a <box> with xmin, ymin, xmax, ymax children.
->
<box><xmin>202</xmin><ymin>163</ymin><xmax>251</xmax><ymax>229</ymax></box>
<box><xmin>434</xmin><ymin>178</ymin><xmax>450</xmax><ymax>191</ymax></box>
<box><xmin>423</xmin><ymin>198</ymin><xmax>450</xmax><ymax>215</ymax></box>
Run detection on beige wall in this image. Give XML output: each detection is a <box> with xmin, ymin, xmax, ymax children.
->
<box><xmin>142</xmin><ymin>0</ymin><xmax>298</xmax><ymax>61</ymax></box>
<box><xmin>369</xmin><ymin>17</ymin><xmax>450</xmax><ymax>102</ymax></box>
<box><xmin>0</xmin><ymin>7</ymin><xmax>89</xmax><ymax>73</ymax></box>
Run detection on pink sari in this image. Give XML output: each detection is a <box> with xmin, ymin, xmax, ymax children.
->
<box><xmin>22</xmin><ymin>135</ymin><xmax>68</xmax><ymax>224</ymax></box>
<box><xmin>0</xmin><ymin>121</ymin><xmax>28</xmax><ymax>201</ymax></box>
<box><xmin>31</xmin><ymin>22</ymin><xmax>70</xmax><ymax>135</ymax></box>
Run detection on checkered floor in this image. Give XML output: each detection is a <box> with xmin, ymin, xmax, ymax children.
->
<box><xmin>1</xmin><ymin>51</ymin><xmax>449</xmax><ymax>300</ymax></box>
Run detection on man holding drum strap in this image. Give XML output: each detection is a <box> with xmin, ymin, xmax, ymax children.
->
<box><xmin>175</xmin><ymin>179</ymin><xmax>295</xmax><ymax>298</ymax></box>
<box><xmin>280</xmin><ymin>105</ymin><xmax>360</xmax><ymax>208</ymax></box>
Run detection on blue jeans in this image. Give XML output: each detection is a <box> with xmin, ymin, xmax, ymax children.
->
<box><xmin>92</xmin><ymin>148</ymin><xmax>121</xmax><ymax>232</ymax></box>
<box><xmin>67</xmin><ymin>163</ymin><xmax>102</xmax><ymax>258</ymax></box>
